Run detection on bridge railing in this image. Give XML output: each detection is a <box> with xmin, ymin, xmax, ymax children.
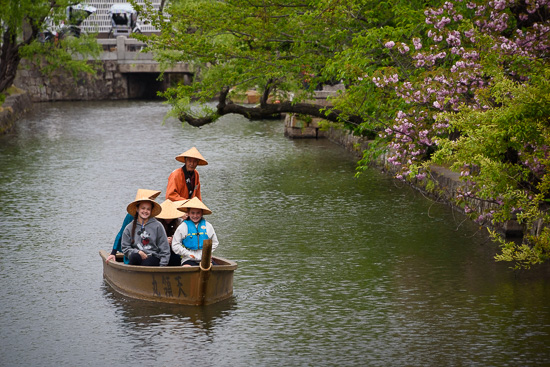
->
<box><xmin>97</xmin><ymin>36</ymin><xmax>151</xmax><ymax>63</ymax></box>
<box><xmin>95</xmin><ymin>36</ymin><xmax>192</xmax><ymax>73</ymax></box>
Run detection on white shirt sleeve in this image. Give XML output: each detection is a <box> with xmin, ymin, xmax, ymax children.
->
<box><xmin>172</xmin><ymin>222</ymin><xmax>191</xmax><ymax>257</ymax></box>
<box><xmin>206</xmin><ymin>222</ymin><xmax>218</xmax><ymax>253</ymax></box>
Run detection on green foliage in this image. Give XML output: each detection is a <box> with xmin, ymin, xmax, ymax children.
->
<box><xmin>162</xmin><ymin>96</ymin><xmax>219</xmax><ymax>126</ymax></box>
<box><xmin>324</xmin><ymin>0</ymin><xmax>441</xmax><ymax>146</ymax></box>
<box><xmin>294</xmin><ymin>114</ymin><xmax>313</xmax><ymax>128</ymax></box>
<box><xmin>355</xmin><ymin>138</ymin><xmax>388</xmax><ymax>177</ymax></box>
<box><xmin>492</xmin><ymin>227</ymin><xmax>550</xmax><ymax>269</ymax></box>
<box><xmin>140</xmin><ymin>0</ymin><xmax>440</xmax><ymax>116</ymax></box>
<box><xmin>0</xmin><ymin>0</ymin><xmax>101</xmax><ymax>94</ymax></box>
<box><xmin>20</xmin><ymin>32</ymin><xmax>101</xmax><ymax>78</ymax></box>
<box><xmin>432</xmin><ymin>62</ymin><xmax>550</xmax><ymax>268</ymax></box>
<box><xmin>142</xmin><ymin>0</ymin><xmax>550</xmax><ymax>269</ymax></box>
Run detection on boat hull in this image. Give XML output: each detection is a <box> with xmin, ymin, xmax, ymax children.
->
<box><xmin>99</xmin><ymin>250</ymin><xmax>237</xmax><ymax>305</ymax></box>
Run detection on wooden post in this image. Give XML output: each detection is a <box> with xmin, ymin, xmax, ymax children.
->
<box><xmin>200</xmin><ymin>239</ymin><xmax>212</xmax><ymax>271</ymax></box>
<box><xmin>198</xmin><ymin>239</ymin><xmax>212</xmax><ymax>305</ymax></box>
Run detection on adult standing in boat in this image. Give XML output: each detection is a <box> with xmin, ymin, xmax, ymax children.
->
<box><xmin>106</xmin><ymin>189</ymin><xmax>161</xmax><ymax>263</ymax></box>
<box><xmin>155</xmin><ymin>199</ymin><xmax>187</xmax><ymax>266</ymax></box>
<box><xmin>172</xmin><ymin>197</ymin><xmax>218</xmax><ymax>267</ymax></box>
<box><xmin>166</xmin><ymin>146</ymin><xmax>208</xmax><ymax>202</ymax></box>
<box><xmin>121</xmin><ymin>192</ymin><xmax>170</xmax><ymax>266</ymax></box>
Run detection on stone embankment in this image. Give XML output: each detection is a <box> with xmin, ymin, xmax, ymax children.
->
<box><xmin>0</xmin><ymin>91</ymin><xmax>33</xmax><ymax>135</ymax></box>
<box><xmin>15</xmin><ymin>60</ymin><xmax>125</xmax><ymax>102</ymax></box>
<box><xmin>14</xmin><ymin>59</ymin><xmax>157</xmax><ymax>102</ymax></box>
<box><xmin>13</xmin><ymin>37</ymin><xmax>192</xmax><ymax>102</ymax></box>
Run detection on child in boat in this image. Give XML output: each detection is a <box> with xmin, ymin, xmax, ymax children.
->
<box><xmin>172</xmin><ymin>197</ymin><xmax>219</xmax><ymax>266</ymax></box>
<box><xmin>155</xmin><ymin>199</ymin><xmax>188</xmax><ymax>266</ymax></box>
<box><xmin>106</xmin><ymin>189</ymin><xmax>161</xmax><ymax>263</ymax></box>
<box><xmin>121</xmin><ymin>191</ymin><xmax>171</xmax><ymax>266</ymax></box>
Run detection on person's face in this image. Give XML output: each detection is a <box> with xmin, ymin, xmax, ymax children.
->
<box><xmin>185</xmin><ymin>157</ymin><xmax>199</xmax><ymax>172</ymax></box>
<box><xmin>137</xmin><ymin>202</ymin><xmax>153</xmax><ymax>221</ymax></box>
<box><xmin>188</xmin><ymin>208</ymin><xmax>203</xmax><ymax>223</ymax></box>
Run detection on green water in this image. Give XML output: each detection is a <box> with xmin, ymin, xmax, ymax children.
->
<box><xmin>0</xmin><ymin>100</ymin><xmax>548</xmax><ymax>366</ymax></box>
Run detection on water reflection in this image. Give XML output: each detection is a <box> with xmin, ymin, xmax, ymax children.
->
<box><xmin>101</xmin><ymin>283</ymin><xmax>236</xmax><ymax>336</ymax></box>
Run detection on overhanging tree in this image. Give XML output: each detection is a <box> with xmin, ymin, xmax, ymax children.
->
<box><xmin>135</xmin><ymin>0</ymin><xmax>435</xmax><ymax>127</ymax></box>
<box><xmin>0</xmin><ymin>0</ymin><xmax>100</xmax><ymax>97</ymax></box>
<box><xmin>343</xmin><ymin>0</ymin><xmax>550</xmax><ymax>268</ymax></box>
<box><xmin>140</xmin><ymin>0</ymin><xmax>550</xmax><ymax>269</ymax></box>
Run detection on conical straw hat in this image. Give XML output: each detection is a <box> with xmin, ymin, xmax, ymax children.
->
<box><xmin>175</xmin><ymin>147</ymin><xmax>208</xmax><ymax>165</ymax></box>
<box><xmin>127</xmin><ymin>190</ymin><xmax>162</xmax><ymax>217</ymax></box>
<box><xmin>155</xmin><ymin>199</ymin><xmax>188</xmax><ymax>219</ymax></box>
<box><xmin>177</xmin><ymin>196</ymin><xmax>212</xmax><ymax>215</ymax></box>
<box><xmin>134</xmin><ymin>189</ymin><xmax>161</xmax><ymax>201</ymax></box>
<box><xmin>173</xmin><ymin>200</ymin><xmax>189</xmax><ymax>207</ymax></box>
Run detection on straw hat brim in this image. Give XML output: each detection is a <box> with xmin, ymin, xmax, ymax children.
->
<box><xmin>127</xmin><ymin>198</ymin><xmax>162</xmax><ymax>217</ymax></box>
<box><xmin>177</xmin><ymin>197</ymin><xmax>212</xmax><ymax>215</ymax></box>
<box><xmin>175</xmin><ymin>147</ymin><xmax>208</xmax><ymax>165</ymax></box>
<box><xmin>155</xmin><ymin>199</ymin><xmax>187</xmax><ymax>220</ymax></box>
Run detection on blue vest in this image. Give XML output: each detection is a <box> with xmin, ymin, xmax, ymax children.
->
<box><xmin>182</xmin><ymin>218</ymin><xmax>209</xmax><ymax>250</ymax></box>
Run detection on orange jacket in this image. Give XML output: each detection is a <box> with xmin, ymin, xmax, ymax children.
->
<box><xmin>166</xmin><ymin>167</ymin><xmax>202</xmax><ymax>201</ymax></box>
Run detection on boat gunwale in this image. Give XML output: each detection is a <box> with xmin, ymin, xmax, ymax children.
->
<box><xmin>98</xmin><ymin>249</ymin><xmax>237</xmax><ymax>273</ymax></box>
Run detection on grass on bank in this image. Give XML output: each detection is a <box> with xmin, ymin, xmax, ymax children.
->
<box><xmin>0</xmin><ymin>86</ymin><xmax>26</xmax><ymax>110</ymax></box>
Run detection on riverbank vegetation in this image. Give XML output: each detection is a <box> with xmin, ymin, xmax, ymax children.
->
<box><xmin>138</xmin><ymin>0</ymin><xmax>549</xmax><ymax>268</ymax></box>
<box><xmin>0</xmin><ymin>0</ymin><xmax>100</xmax><ymax>99</ymax></box>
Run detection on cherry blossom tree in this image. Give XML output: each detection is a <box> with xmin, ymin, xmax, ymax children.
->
<box><xmin>351</xmin><ymin>0</ymin><xmax>550</xmax><ymax>268</ymax></box>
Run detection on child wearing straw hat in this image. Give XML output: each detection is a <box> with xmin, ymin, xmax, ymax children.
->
<box><xmin>106</xmin><ymin>189</ymin><xmax>161</xmax><ymax>263</ymax></box>
<box><xmin>172</xmin><ymin>197</ymin><xmax>219</xmax><ymax>266</ymax></box>
<box><xmin>155</xmin><ymin>199</ymin><xmax>188</xmax><ymax>266</ymax></box>
<box><xmin>166</xmin><ymin>147</ymin><xmax>208</xmax><ymax>202</ymax></box>
<box><xmin>121</xmin><ymin>192</ymin><xmax>171</xmax><ymax>266</ymax></box>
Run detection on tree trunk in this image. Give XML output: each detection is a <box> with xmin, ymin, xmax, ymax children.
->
<box><xmin>0</xmin><ymin>27</ymin><xmax>22</xmax><ymax>94</ymax></box>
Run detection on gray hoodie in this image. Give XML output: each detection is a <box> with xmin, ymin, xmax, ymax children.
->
<box><xmin>121</xmin><ymin>217</ymin><xmax>170</xmax><ymax>266</ymax></box>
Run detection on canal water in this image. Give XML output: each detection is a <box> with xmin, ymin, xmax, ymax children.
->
<box><xmin>1</xmin><ymin>100</ymin><xmax>549</xmax><ymax>366</ymax></box>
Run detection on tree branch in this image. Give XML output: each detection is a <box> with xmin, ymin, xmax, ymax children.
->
<box><xmin>176</xmin><ymin>90</ymin><xmax>364</xmax><ymax>127</ymax></box>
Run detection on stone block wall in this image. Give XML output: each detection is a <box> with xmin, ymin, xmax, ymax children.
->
<box><xmin>14</xmin><ymin>60</ymin><xmax>129</xmax><ymax>102</ymax></box>
<box><xmin>283</xmin><ymin>114</ymin><xmax>324</xmax><ymax>139</ymax></box>
<box><xmin>0</xmin><ymin>91</ymin><xmax>33</xmax><ymax>134</ymax></box>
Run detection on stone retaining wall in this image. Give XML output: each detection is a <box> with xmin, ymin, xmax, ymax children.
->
<box><xmin>14</xmin><ymin>60</ymin><xmax>129</xmax><ymax>102</ymax></box>
<box><xmin>0</xmin><ymin>91</ymin><xmax>33</xmax><ymax>135</ymax></box>
<box><xmin>15</xmin><ymin>59</ymin><xmax>190</xmax><ymax>102</ymax></box>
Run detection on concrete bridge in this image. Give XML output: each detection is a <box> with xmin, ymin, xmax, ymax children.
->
<box><xmin>96</xmin><ymin>36</ymin><xmax>194</xmax><ymax>96</ymax></box>
<box><xmin>15</xmin><ymin>36</ymin><xmax>194</xmax><ymax>101</ymax></box>
<box><xmin>97</xmin><ymin>37</ymin><xmax>193</xmax><ymax>76</ymax></box>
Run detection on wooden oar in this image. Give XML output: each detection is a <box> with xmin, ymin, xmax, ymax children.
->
<box><xmin>198</xmin><ymin>239</ymin><xmax>212</xmax><ymax>305</ymax></box>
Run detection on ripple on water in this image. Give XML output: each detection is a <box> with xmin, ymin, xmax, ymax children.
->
<box><xmin>1</xmin><ymin>101</ymin><xmax>549</xmax><ymax>367</ymax></box>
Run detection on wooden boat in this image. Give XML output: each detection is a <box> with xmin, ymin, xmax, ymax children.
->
<box><xmin>99</xmin><ymin>240</ymin><xmax>237</xmax><ymax>306</ymax></box>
